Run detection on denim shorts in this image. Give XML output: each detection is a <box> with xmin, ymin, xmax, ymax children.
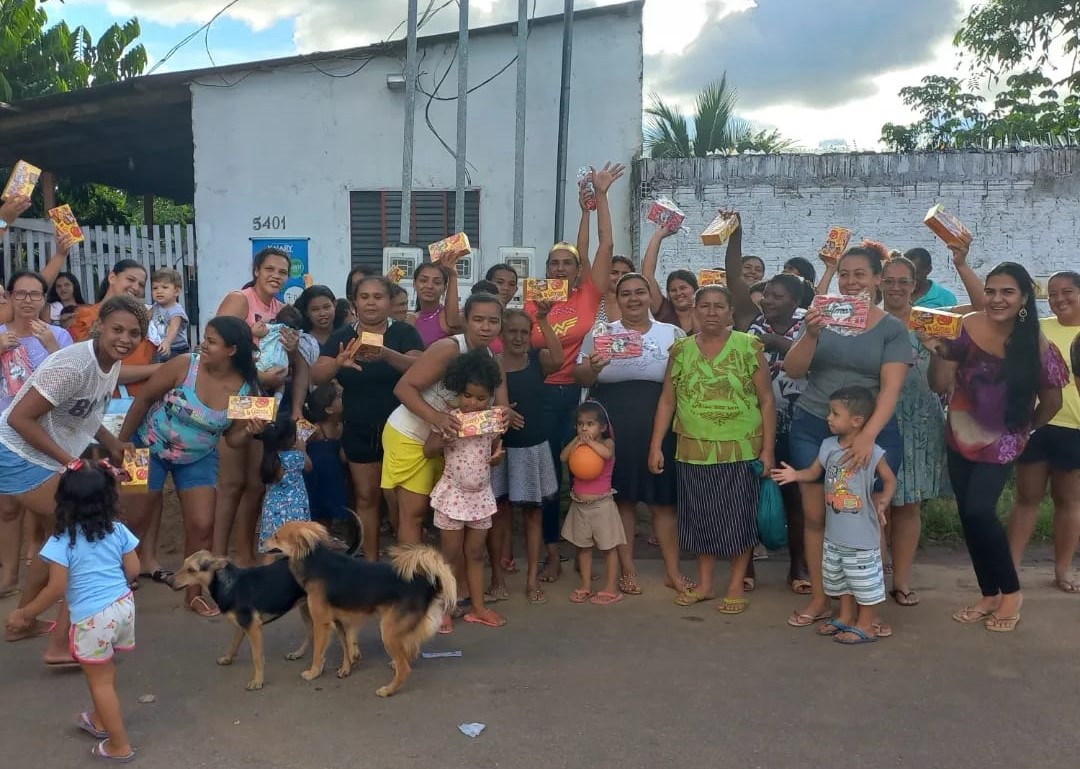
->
<box><xmin>143</xmin><ymin>447</ymin><xmax>220</xmax><ymax>492</ymax></box>
<box><xmin>0</xmin><ymin>440</ymin><xmax>56</xmax><ymax>496</ymax></box>
<box><xmin>788</xmin><ymin>408</ymin><xmax>902</xmax><ymax>492</ymax></box>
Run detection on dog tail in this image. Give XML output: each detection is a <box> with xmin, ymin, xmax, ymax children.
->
<box><xmin>389</xmin><ymin>545</ymin><xmax>458</xmax><ymax>630</ymax></box>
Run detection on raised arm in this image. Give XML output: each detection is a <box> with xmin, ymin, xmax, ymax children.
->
<box><xmin>588</xmin><ymin>161</ymin><xmax>626</xmax><ymax>293</ymax></box>
<box><xmin>948</xmin><ymin>234</ymin><xmax>984</xmax><ymax>311</ymax></box>
<box><xmin>574</xmin><ymin>187</ymin><xmax>592</xmax><ymax>275</ymax></box>
<box><xmin>642</xmin><ymin>227</ymin><xmax>675</xmax><ymax>315</ymax></box>
<box><xmin>723</xmin><ymin>212</ymin><xmax>758</xmax><ymax>330</ymax></box>
<box><xmin>442</xmin><ymin>261</ymin><xmax>464</xmax><ymax>332</ymax></box>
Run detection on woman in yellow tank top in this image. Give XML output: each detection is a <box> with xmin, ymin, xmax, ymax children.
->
<box><xmin>1007</xmin><ymin>271</ymin><xmax>1080</xmax><ymax>592</ymax></box>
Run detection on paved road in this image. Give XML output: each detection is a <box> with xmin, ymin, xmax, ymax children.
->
<box><xmin>3</xmin><ymin>550</ymin><xmax>1078</xmax><ymax>769</ymax></box>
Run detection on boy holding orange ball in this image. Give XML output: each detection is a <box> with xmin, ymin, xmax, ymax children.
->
<box><xmin>560</xmin><ymin>401</ymin><xmax>626</xmax><ymax>605</ymax></box>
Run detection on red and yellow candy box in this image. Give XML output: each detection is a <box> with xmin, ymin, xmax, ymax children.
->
<box><xmin>700</xmin><ymin>211</ymin><xmax>739</xmax><ymax>246</ymax></box>
<box><xmin>594</xmin><ymin>331</ymin><xmax>643</xmax><ymax>359</ymax></box>
<box><xmin>811</xmin><ymin>294</ymin><xmax>869</xmax><ymax>330</ymax></box>
<box><xmin>821</xmin><ymin>226</ymin><xmax>852</xmax><ymax>261</ymax></box>
<box><xmin>122</xmin><ymin>448</ymin><xmax>150</xmax><ymax>489</ymax></box>
<box><xmin>578</xmin><ymin>167</ymin><xmax>597</xmax><ymax>211</ymax></box>
<box><xmin>455</xmin><ymin>408</ymin><xmax>506</xmax><ymax>438</ymax></box>
<box><xmin>2</xmin><ymin>160</ymin><xmax>41</xmax><ymax>200</ymax></box>
<box><xmin>924</xmin><ymin>204</ymin><xmax>970</xmax><ymax>247</ymax></box>
<box><xmin>345</xmin><ymin>331</ymin><xmax>383</xmax><ymax>360</ymax></box>
<box><xmin>296</xmin><ymin>418</ymin><xmax>318</xmax><ymax>442</ymax></box>
<box><xmin>698</xmin><ymin>269</ymin><xmax>727</xmax><ymax>287</ymax></box>
<box><xmin>47</xmin><ymin>204</ymin><xmax>85</xmax><ymax>244</ymax></box>
<box><xmin>227</xmin><ymin>395</ymin><xmax>278</xmax><ymax>421</ymax></box>
<box><xmin>386</xmin><ymin>265</ymin><xmax>406</xmax><ymax>284</ymax></box>
<box><xmin>647</xmin><ymin>198</ymin><xmax>685</xmax><ymax>233</ymax></box>
<box><xmin>908</xmin><ymin>308</ymin><xmax>962</xmax><ymax>340</ymax></box>
<box><xmin>524</xmin><ymin>278</ymin><xmax>569</xmax><ymax>303</ymax></box>
<box><xmin>428</xmin><ymin>232</ymin><xmax>471</xmax><ymax>263</ymax></box>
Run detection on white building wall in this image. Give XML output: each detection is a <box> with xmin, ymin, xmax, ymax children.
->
<box><xmin>191</xmin><ymin>5</ymin><xmax>643</xmax><ymax>318</ymax></box>
<box><xmin>636</xmin><ymin>150</ymin><xmax>1080</xmax><ymax>304</ymax></box>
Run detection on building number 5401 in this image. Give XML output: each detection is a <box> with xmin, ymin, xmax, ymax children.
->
<box><xmin>252</xmin><ymin>216</ymin><xmax>286</xmax><ymax>231</ymax></box>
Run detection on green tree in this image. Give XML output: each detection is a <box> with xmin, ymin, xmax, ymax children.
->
<box><xmin>1</xmin><ymin>1</ymin><xmax>190</xmax><ymax>224</ymax></box>
<box><xmin>881</xmin><ymin>1</ymin><xmax>1080</xmax><ymax>150</ymax></box>
<box><xmin>645</xmin><ymin>74</ymin><xmax>797</xmax><ymax>158</ymax></box>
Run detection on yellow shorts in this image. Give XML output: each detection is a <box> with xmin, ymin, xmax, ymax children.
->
<box><xmin>380</xmin><ymin>424</ymin><xmax>444</xmax><ymax>496</ymax></box>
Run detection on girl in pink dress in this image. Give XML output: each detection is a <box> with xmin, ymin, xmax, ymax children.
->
<box><xmin>424</xmin><ymin>348</ymin><xmax>507</xmax><ymax>631</ymax></box>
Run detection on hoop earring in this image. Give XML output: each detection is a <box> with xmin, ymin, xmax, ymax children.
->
<box><xmin>1018</xmin><ymin>307</ymin><xmax>1028</xmax><ymax>322</ymax></box>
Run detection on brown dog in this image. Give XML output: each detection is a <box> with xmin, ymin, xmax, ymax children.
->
<box><xmin>171</xmin><ymin>551</ymin><xmax>347</xmax><ymax>690</ymax></box>
<box><xmin>264</xmin><ymin>522</ymin><xmax>456</xmax><ymax>697</ymax></box>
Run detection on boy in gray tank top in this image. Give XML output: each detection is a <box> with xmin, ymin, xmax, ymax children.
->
<box><xmin>772</xmin><ymin>386</ymin><xmax>897</xmax><ymax>645</ymax></box>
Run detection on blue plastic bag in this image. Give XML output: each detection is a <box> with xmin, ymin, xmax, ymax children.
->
<box><xmin>751</xmin><ymin>460</ymin><xmax>787</xmax><ymax>550</ymax></box>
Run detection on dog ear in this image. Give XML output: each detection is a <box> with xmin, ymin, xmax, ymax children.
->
<box><xmin>197</xmin><ymin>553</ymin><xmax>229</xmax><ymax>572</ymax></box>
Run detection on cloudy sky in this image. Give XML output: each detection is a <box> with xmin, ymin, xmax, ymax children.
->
<box><xmin>51</xmin><ymin>0</ymin><xmax>979</xmax><ymax>149</ymax></box>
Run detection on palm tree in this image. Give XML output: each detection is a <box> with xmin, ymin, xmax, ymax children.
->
<box><xmin>645</xmin><ymin>74</ymin><xmax>797</xmax><ymax>157</ymax></box>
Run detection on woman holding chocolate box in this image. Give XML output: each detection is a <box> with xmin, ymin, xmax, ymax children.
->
<box><xmin>412</xmin><ymin>261</ymin><xmax>463</xmax><ymax>348</ymax></box>
<box><xmin>1007</xmin><ymin>270</ymin><xmax>1080</xmax><ymax>593</ymax></box>
<box><xmin>648</xmin><ymin>284</ymin><xmax>775</xmax><ymax>612</ymax></box>
<box><xmin>925</xmin><ymin>262</ymin><xmax>1068</xmax><ymax>631</ymax></box>
<box><xmin>642</xmin><ymin>224</ymin><xmax>698</xmax><ymax>334</ymax></box>
<box><xmin>782</xmin><ymin>241</ymin><xmax>910</xmax><ymax>630</ymax></box>
<box><xmin>311</xmin><ymin>276</ymin><xmax>424</xmax><ymax>560</ymax></box>
<box><xmin>575</xmin><ymin>272</ymin><xmax>692</xmax><ymax>597</ymax></box>
<box><xmin>382</xmin><ymin>292</ymin><xmax>517</xmax><ymax>551</ymax></box>
<box><xmin>526</xmin><ymin>161</ymin><xmax>624</xmax><ymax>581</ymax></box>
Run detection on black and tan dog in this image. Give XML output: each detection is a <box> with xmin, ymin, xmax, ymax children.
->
<box><xmin>170</xmin><ymin>551</ymin><xmax>349</xmax><ymax>691</ymax></box>
<box><xmin>264</xmin><ymin>521</ymin><xmax>457</xmax><ymax>697</ymax></box>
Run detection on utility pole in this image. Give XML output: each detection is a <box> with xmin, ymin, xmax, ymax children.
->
<box><xmin>553</xmin><ymin>0</ymin><xmax>574</xmax><ymax>243</ymax></box>
<box><xmin>512</xmin><ymin>0</ymin><xmax>528</xmax><ymax>246</ymax></box>
<box><xmin>399</xmin><ymin>0</ymin><xmax>419</xmax><ymax>245</ymax></box>
<box><xmin>454</xmin><ymin>0</ymin><xmax>469</xmax><ymax>233</ymax></box>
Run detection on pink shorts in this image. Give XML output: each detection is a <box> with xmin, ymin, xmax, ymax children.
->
<box><xmin>434</xmin><ymin>510</ymin><xmax>492</xmax><ymax>531</ymax></box>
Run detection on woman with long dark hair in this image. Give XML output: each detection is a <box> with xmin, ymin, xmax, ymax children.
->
<box><xmin>412</xmin><ymin>262</ymin><xmax>463</xmax><ymax>348</ymax></box>
<box><xmin>46</xmin><ymin>270</ymin><xmax>86</xmax><ymax>325</ymax></box>
<box><xmin>117</xmin><ymin>316</ymin><xmax>259</xmax><ymax>615</ymax></box>
<box><xmin>926</xmin><ymin>262</ymin><xmax>1068</xmax><ymax>632</ymax></box>
<box><xmin>1007</xmin><ymin>271</ymin><xmax>1080</xmax><ymax>591</ymax></box>
<box><xmin>294</xmin><ymin>285</ymin><xmax>342</xmax><ymax>367</ymax></box>
<box><xmin>642</xmin><ymin>224</ymin><xmax>698</xmax><ymax>334</ymax></box>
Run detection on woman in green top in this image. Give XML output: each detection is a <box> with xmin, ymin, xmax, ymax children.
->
<box><xmin>649</xmin><ymin>285</ymin><xmax>776</xmax><ymax>614</ymax></box>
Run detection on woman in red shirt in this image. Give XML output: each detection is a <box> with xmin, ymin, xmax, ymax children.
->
<box><xmin>524</xmin><ymin>161</ymin><xmax>624</xmax><ymax>581</ymax></box>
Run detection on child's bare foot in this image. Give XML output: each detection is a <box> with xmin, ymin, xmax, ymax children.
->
<box><xmin>483</xmin><ymin>582</ymin><xmax>509</xmax><ymax>602</ymax></box>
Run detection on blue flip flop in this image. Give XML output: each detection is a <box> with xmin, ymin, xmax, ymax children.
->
<box><xmin>833</xmin><ymin>626</ymin><xmax>877</xmax><ymax>645</ymax></box>
<box><xmin>816</xmin><ymin>618</ymin><xmax>851</xmax><ymax>637</ymax></box>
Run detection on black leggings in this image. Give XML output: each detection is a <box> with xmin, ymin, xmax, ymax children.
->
<box><xmin>946</xmin><ymin>448</ymin><xmax>1019</xmax><ymax>597</ymax></box>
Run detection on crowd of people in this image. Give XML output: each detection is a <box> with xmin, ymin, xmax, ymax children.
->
<box><xmin>1</xmin><ymin>166</ymin><xmax>1080</xmax><ymax>756</ymax></box>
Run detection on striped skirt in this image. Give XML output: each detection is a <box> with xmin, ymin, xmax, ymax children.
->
<box><xmin>676</xmin><ymin>460</ymin><xmax>759</xmax><ymax>557</ymax></box>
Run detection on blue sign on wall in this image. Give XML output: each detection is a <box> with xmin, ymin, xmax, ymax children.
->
<box><xmin>251</xmin><ymin>237</ymin><xmax>310</xmax><ymax>304</ymax></box>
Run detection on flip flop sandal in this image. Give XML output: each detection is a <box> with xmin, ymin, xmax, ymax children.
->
<box><xmin>526</xmin><ymin>589</ymin><xmax>548</xmax><ymax>605</ymax></box>
<box><xmin>78</xmin><ymin>712</ymin><xmax>109</xmax><ymax>739</ymax></box>
<box><xmin>1053</xmin><ymin>579</ymin><xmax>1080</xmax><ymax>594</ymax></box>
<box><xmin>872</xmin><ymin>622</ymin><xmax>893</xmax><ymax>639</ymax></box>
<box><xmin>789</xmin><ymin>579</ymin><xmax>812</xmax><ymax>595</ymax></box>
<box><xmin>7</xmin><ymin>618</ymin><xmax>57</xmax><ymax>642</ymax></box>
<box><xmin>833</xmin><ymin>627</ymin><xmax>877</xmax><ymax>645</ymax></box>
<box><xmin>618</xmin><ymin>574</ymin><xmax>642</xmax><ymax>595</ymax></box>
<box><xmin>717</xmin><ymin>597</ymin><xmax>749</xmax><ymax>615</ymax></box>
<box><xmin>0</xmin><ymin>586</ymin><xmax>20</xmax><ymax>599</ymax></box>
<box><xmin>674</xmin><ymin>589</ymin><xmax>714</xmax><ymax>606</ymax></box>
<box><xmin>438</xmin><ymin>615</ymin><xmax>453</xmax><ymax>635</ymax></box>
<box><xmin>816</xmin><ymin>618</ymin><xmax>851</xmax><ymax>636</ymax></box>
<box><xmin>189</xmin><ymin>596</ymin><xmax>220</xmax><ymax>618</ymax></box>
<box><xmin>787</xmin><ymin>609</ymin><xmax>833</xmax><ymax>628</ymax></box>
<box><xmin>569</xmin><ymin>588</ymin><xmax>593</xmax><ymax>603</ymax></box>
<box><xmin>952</xmin><ymin>606</ymin><xmax>993</xmax><ymax>624</ymax></box>
<box><xmin>463</xmin><ymin>611</ymin><xmax>506</xmax><ymax>628</ymax></box>
<box><xmin>92</xmin><ymin>739</ymin><xmax>136</xmax><ymax>763</ymax></box>
<box><xmin>590</xmin><ymin>591</ymin><xmax>624</xmax><ymax>606</ymax></box>
<box><xmin>483</xmin><ymin>585</ymin><xmax>510</xmax><ymax>603</ymax></box>
<box><xmin>985</xmin><ymin>612</ymin><xmax>1021</xmax><ymax>633</ymax></box>
<box><xmin>890</xmin><ymin>588</ymin><xmax>920</xmax><ymax>607</ymax></box>
<box><xmin>500</xmin><ymin>557</ymin><xmax>520</xmax><ymax>574</ymax></box>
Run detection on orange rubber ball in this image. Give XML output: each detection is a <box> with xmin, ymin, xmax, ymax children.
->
<box><xmin>569</xmin><ymin>444</ymin><xmax>604</xmax><ymax>481</ymax></box>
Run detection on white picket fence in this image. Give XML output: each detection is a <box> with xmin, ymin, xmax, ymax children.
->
<box><xmin>1</xmin><ymin>220</ymin><xmax>196</xmax><ymax>304</ymax></box>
